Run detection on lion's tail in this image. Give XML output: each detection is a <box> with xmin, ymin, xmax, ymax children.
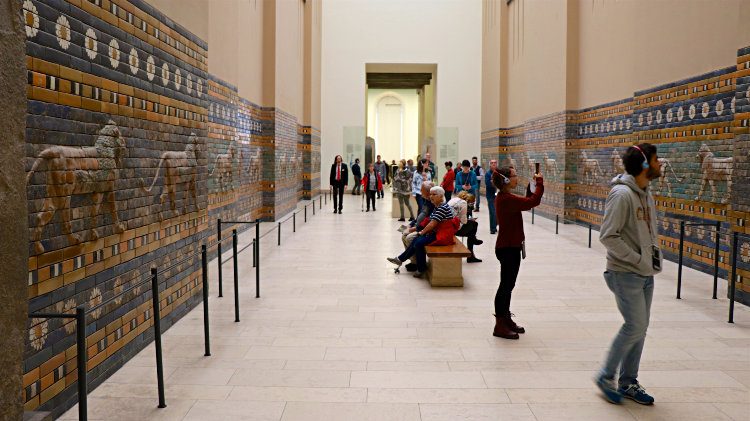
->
<box><xmin>26</xmin><ymin>149</ymin><xmax>57</xmax><ymax>185</ymax></box>
<box><xmin>142</xmin><ymin>157</ymin><xmax>164</xmax><ymax>192</ymax></box>
<box><xmin>666</xmin><ymin>161</ymin><xmax>683</xmax><ymax>182</ymax></box>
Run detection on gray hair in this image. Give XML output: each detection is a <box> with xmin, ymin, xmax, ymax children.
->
<box><xmin>429</xmin><ymin>186</ymin><xmax>445</xmax><ymax>197</ymax></box>
<box><xmin>422</xmin><ymin>180</ymin><xmax>434</xmax><ymax>189</ymax></box>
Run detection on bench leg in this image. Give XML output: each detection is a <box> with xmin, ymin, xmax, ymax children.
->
<box><xmin>427</xmin><ymin>257</ymin><xmax>464</xmax><ymax>287</ymax></box>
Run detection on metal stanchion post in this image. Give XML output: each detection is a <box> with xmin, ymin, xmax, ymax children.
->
<box><xmin>75</xmin><ymin>306</ymin><xmax>88</xmax><ymax>421</ymax></box>
<box><xmin>677</xmin><ymin>221</ymin><xmax>685</xmax><ymax>299</ymax></box>
<box><xmin>532</xmin><ymin>208</ymin><xmax>534</xmax><ymax>224</ymax></box>
<box><xmin>588</xmin><ymin>224</ymin><xmax>592</xmax><ymax>248</ymax></box>
<box><xmin>293</xmin><ymin>212</ymin><xmax>296</xmax><ymax>232</ymax></box>
<box><xmin>217</xmin><ymin>218</ymin><xmax>223</xmax><ymax>298</ymax></box>
<box><xmin>313</xmin><ymin>200</ymin><xmax>316</xmax><ymax>215</ymax></box>
<box><xmin>555</xmin><ymin>215</ymin><xmax>559</xmax><ymax>234</ymax></box>
<box><xmin>320</xmin><ymin>195</ymin><xmax>322</xmax><ymax>209</ymax></box>
<box><xmin>729</xmin><ymin>232</ymin><xmax>738</xmax><ymax>323</ymax></box>
<box><xmin>232</xmin><ymin>230</ymin><xmax>239</xmax><ymax>322</ymax></box>
<box><xmin>713</xmin><ymin>221</ymin><xmax>721</xmax><ymax>300</ymax></box>
<box><xmin>278</xmin><ymin>222</ymin><xmax>281</xmax><ymax>246</ymax></box>
<box><xmin>255</xmin><ymin>219</ymin><xmax>260</xmax><ymax>298</ymax></box>
<box><xmin>252</xmin><ymin>239</ymin><xmax>256</xmax><ymax>268</ymax></box>
<box><xmin>150</xmin><ymin>268</ymin><xmax>167</xmax><ymax>408</ymax></box>
<box><xmin>305</xmin><ymin>205</ymin><xmax>307</xmax><ymax>222</ymax></box>
<box><xmin>201</xmin><ymin>245</ymin><xmax>210</xmax><ymax>356</ymax></box>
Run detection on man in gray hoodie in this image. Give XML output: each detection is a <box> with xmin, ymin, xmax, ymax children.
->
<box><xmin>596</xmin><ymin>143</ymin><xmax>662</xmax><ymax>406</ymax></box>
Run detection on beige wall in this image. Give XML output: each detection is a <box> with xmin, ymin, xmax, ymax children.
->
<box><xmin>574</xmin><ymin>0</ymin><xmax>744</xmax><ymax>109</ymax></box>
<box><xmin>148</xmin><ymin>0</ymin><xmax>209</xmax><ymax>41</ymax></box>
<box><xmin>367</xmin><ymin>89</ymin><xmax>420</xmax><ymax>161</ymax></box>
<box><xmin>275</xmin><ymin>0</ymin><xmax>304</xmax><ymax>119</ymax></box>
<box><xmin>304</xmin><ymin>0</ymin><xmax>322</xmax><ymax>127</ymax></box>
<box><xmin>502</xmin><ymin>0</ymin><xmax>567</xmax><ymax>127</ymax></box>
<box><xmin>481</xmin><ymin>0</ymin><xmax>501</xmax><ymax>131</ymax></box>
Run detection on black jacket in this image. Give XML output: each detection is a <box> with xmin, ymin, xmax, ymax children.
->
<box><xmin>329</xmin><ymin>163</ymin><xmax>349</xmax><ymax>185</ymax></box>
<box><xmin>352</xmin><ymin>163</ymin><xmax>361</xmax><ymax>178</ymax></box>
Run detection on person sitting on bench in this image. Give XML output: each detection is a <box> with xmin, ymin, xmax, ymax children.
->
<box><xmin>448</xmin><ymin>191</ymin><xmax>483</xmax><ymax>263</ymax></box>
<box><xmin>387</xmin><ymin>186</ymin><xmax>458</xmax><ymax>278</ymax></box>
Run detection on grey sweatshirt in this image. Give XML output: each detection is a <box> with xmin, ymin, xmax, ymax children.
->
<box><xmin>599</xmin><ymin>174</ymin><xmax>663</xmax><ymax>276</ymax></box>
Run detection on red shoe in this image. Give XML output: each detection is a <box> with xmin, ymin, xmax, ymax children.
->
<box><xmin>492</xmin><ymin>315</ymin><xmax>519</xmax><ymax>340</ymax></box>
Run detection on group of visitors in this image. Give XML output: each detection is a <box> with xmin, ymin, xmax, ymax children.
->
<box><xmin>334</xmin><ymin>143</ymin><xmax>663</xmax><ymax>406</ymax></box>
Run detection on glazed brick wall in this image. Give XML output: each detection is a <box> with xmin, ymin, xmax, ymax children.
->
<box><xmin>300</xmin><ymin>125</ymin><xmax>321</xmax><ymax>199</ymax></box>
<box><xmin>20</xmin><ymin>0</ymin><xmax>308</xmax><ymax>416</ymax></box>
<box><xmin>483</xmin><ymin>48</ymin><xmax>750</xmax><ymax>306</ymax></box>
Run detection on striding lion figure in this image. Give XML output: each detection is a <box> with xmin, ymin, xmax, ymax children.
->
<box><xmin>581</xmin><ymin>151</ymin><xmax>604</xmax><ymax>185</ymax></box>
<box><xmin>208</xmin><ymin>143</ymin><xmax>236</xmax><ymax>191</ymax></box>
<box><xmin>142</xmin><ymin>133</ymin><xmax>200</xmax><ymax>220</ymax></box>
<box><xmin>611</xmin><ymin>149</ymin><xmax>625</xmax><ymax>175</ymax></box>
<box><xmin>543</xmin><ymin>153</ymin><xmax>558</xmax><ymax>180</ymax></box>
<box><xmin>27</xmin><ymin>120</ymin><xmax>127</xmax><ymax>254</ymax></box>
<box><xmin>695</xmin><ymin>143</ymin><xmax>732</xmax><ymax>203</ymax></box>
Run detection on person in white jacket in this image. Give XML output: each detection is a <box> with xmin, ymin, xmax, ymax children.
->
<box><xmin>595</xmin><ymin>143</ymin><xmax>662</xmax><ymax>406</ymax></box>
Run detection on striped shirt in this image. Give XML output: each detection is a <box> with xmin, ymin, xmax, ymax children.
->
<box><xmin>430</xmin><ymin>203</ymin><xmax>453</xmax><ymax>222</ymax></box>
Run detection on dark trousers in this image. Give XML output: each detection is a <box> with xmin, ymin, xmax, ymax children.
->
<box><xmin>494</xmin><ymin>247</ymin><xmax>522</xmax><ymax>316</ymax></box>
<box><xmin>332</xmin><ymin>182</ymin><xmax>345</xmax><ymax>211</ymax></box>
<box><xmin>366</xmin><ymin>190</ymin><xmax>376</xmax><ymax>210</ymax></box>
<box><xmin>487</xmin><ymin>198</ymin><xmax>496</xmax><ymax>233</ymax></box>
<box><xmin>352</xmin><ymin>176</ymin><xmax>361</xmax><ymax>194</ymax></box>
<box><xmin>455</xmin><ymin>220</ymin><xmax>478</xmax><ymax>256</ymax></box>
<box><xmin>445</xmin><ymin>191</ymin><xmax>452</xmax><ymax>201</ymax></box>
<box><xmin>475</xmin><ymin>182</ymin><xmax>481</xmax><ymax>209</ymax></box>
<box><xmin>415</xmin><ymin>194</ymin><xmax>423</xmax><ymax>215</ymax></box>
<box><xmin>398</xmin><ymin>232</ymin><xmax>437</xmax><ymax>272</ymax></box>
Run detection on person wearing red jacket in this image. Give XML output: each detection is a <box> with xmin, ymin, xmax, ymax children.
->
<box><xmin>491</xmin><ymin>166</ymin><xmax>544</xmax><ymax>340</ymax></box>
<box><xmin>441</xmin><ymin>161</ymin><xmax>455</xmax><ymax>201</ymax></box>
<box><xmin>361</xmin><ymin>163</ymin><xmax>383</xmax><ymax>212</ymax></box>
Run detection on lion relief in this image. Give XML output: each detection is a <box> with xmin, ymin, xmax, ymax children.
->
<box><xmin>27</xmin><ymin>120</ymin><xmax>127</xmax><ymax>254</ymax></box>
<box><xmin>141</xmin><ymin>133</ymin><xmax>200</xmax><ymax>220</ymax></box>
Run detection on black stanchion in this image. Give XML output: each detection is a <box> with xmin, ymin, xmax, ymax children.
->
<box><xmin>233</xmin><ymin>230</ymin><xmax>240</xmax><ymax>323</ymax></box>
<box><xmin>150</xmin><ymin>268</ymin><xmax>167</xmax><ymax>408</ymax></box>
<box><xmin>713</xmin><ymin>221</ymin><xmax>721</xmax><ymax>300</ymax></box>
<box><xmin>305</xmin><ymin>205</ymin><xmax>307</xmax><ymax>222</ymax></box>
<box><xmin>532</xmin><ymin>208</ymin><xmax>534</xmax><ymax>224</ymax></box>
<box><xmin>729</xmin><ymin>231</ymin><xmax>738</xmax><ymax>323</ymax></box>
<box><xmin>313</xmin><ymin>200</ymin><xmax>316</xmax><ymax>215</ymax></box>
<box><xmin>217</xmin><ymin>218</ymin><xmax>223</xmax><ymax>298</ymax></box>
<box><xmin>588</xmin><ymin>224</ymin><xmax>592</xmax><ymax>248</ymax></box>
<box><xmin>201</xmin><ymin>245</ymin><xmax>210</xmax><ymax>356</ymax></box>
<box><xmin>278</xmin><ymin>222</ymin><xmax>281</xmax><ymax>246</ymax></box>
<box><xmin>555</xmin><ymin>215</ymin><xmax>559</xmax><ymax>234</ymax></box>
<box><xmin>75</xmin><ymin>306</ymin><xmax>88</xmax><ymax>421</ymax></box>
<box><xmin>293</xmin><ymin>212</ymin><xmax>296</xmax><ymax>233</ymax></box>
<box><xmin>320</xmin><ymin>195</ymin><xmax>322</xmax><ymax>209</ymax></box>
<box><xmin>252</xmin><ymin>239</ymin><xmax>256</xmax><ymax>268</ymax></box>
<box><xmin>255</xmin><ymin>219</ymin><xmax>260</xmax><ymax>298</ymax></box>
<box><xmin>677</xmin><ymin>220</ymin><xmax>685</xmax><ymax>299</ymax></box>
<box><xmin>324</xmin><ymin>192</ymin><xmax>327</xmax><ymax>205</ymax></box>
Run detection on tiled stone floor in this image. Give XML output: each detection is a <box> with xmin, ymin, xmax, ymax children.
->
<box><xmin>63</xmin><ymin>193</ymin><xmax>750</xmax><ymax>420</ymax></box>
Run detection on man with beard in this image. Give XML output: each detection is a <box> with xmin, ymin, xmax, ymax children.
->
<box><xmin>595</xmin><ymin>144</ymin><xmax>662</xmax><ymax>406</ymax></box>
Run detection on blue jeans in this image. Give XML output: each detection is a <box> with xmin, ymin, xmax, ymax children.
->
<box><xmin>398</xmin><ymin>232</ymin><xmax>436</xmax><ymax>272</ymax></box>
<box><xmin>600</xmin><ymin>270</ymin><xmax>654</xmax><ymax>388</ymax></box>
<box><xmin>475</xmin><ymin>182</ymin><xmax>481</xmax><ymax>209</ymax></box>
<box><xmin>415</xmin><ymin>194</ymin><xmax>423</xmax><ymax>215</ymax></box>
<box><xmin>487</xmin><ymin>197</ymin><xmax>496</xmax><ymax>233</ymax></box>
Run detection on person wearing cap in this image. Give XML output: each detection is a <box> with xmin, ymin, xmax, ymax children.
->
<box><xmin>454</xmin><ymin>159</ymin><xmax>478</xmax><ymax>197</ymax></box>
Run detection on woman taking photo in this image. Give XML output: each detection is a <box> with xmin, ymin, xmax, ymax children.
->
<box><xmin>491</xmin><ymin>166</ymin><xmax>543</xmax><ymax>340</ymax></box>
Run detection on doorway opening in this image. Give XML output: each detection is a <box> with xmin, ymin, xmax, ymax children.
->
<box><xmin>364</xmin><ymin>64</ymin><xmax>437</xmax><ymax>170</ymax></box>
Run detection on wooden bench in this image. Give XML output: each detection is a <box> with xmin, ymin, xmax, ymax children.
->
<box><xmin>424</xmin><ymin>237</ymin><xmax>472</xmax><ymax>287</ymax></box>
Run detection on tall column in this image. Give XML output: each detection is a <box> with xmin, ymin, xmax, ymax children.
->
<box><xmin>0</xmin><ymin>0</ymin><xmax>30</xmax><ymax>418</ymax></box>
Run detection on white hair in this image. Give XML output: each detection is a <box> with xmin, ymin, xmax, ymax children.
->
<box><xmin>430</xmin><ymin>186</ymin><xmax>445</xmax><ymax>197</ymax></box>
<box><xmin>422</xmin><ymin>180</ymin><xmax>434</xmax><ymax>189</ymax></box>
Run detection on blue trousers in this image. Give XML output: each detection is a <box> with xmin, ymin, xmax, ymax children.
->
<box><xmin>398</xmin><ymin>232</ymin><xmax>436</xmax><ymax>272</ymax></box>
<box><xmin>487</xmin><ymin>197</ymin><xmax>496</xmax><ymax>233</ymax></box>
<box><xmin>600</xmin><ymin>270</ymin><xmax>654</xmax><ymax>388</ymax></box>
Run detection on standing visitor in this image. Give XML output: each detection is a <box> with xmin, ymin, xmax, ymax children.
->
<box><xmin>412</xmin><ymin>161</ymin><xmax>426</xmax><ymax>215</ymax></box>
<box><xmin>393</xmin><ymin>160</ymin><xmax>415</xmax><ymax>222</ymax></box>
<box><xmin>374</xmin><ymin>155</ymin><xmax>388</xmax><ymax>199</ymax></box>
<box><xmin>485</xmin><ymin>159</ymin><xmax>498</xmax><ymax>234</ymax></box>
<box><xmin>449</xmin><ymin>191</ymin><xmax>483</xmax><ymax>263</ymax></box>
<box><xmin>454</xmin><ymin>160</ymin><xmax>478</xmax><ymax>197</ymax></box>
<box><xmin>406</xmin><ymin>159</ymin><xmax>415</xmax><ymax>173</ymax></box>
<box><xmin>595</xmin><ymin>144</ymin><xmax>661</xmax><ymax>406</ymax></box>
<box><xmin>361</xmin><ymin>163</ymin><xmax>382</xmax><ymax>212</ymax></box>
<box><xmin>492</xmin><ymin>166</ymin><xmax>544</xmax><ymax>340</ymax></box>
<box><xmin>441</xmin><ymin>161</ymin><xmax>455</xmax><ymax>201</ymax></box>
<box><xmin>424</xmin><ymin>152</ymin><xmax>437</xmax><ymax>180</ymax></box>
<box><xmin>471</xmin><ymin>156</ymin><xmax>485</xmax><ymax>212</ymax></box>
<box><xmin>329</xmin><ymin>155</ymin><xmax>348</xmax><ymax>214</ymax></box>
<box><xmin>351</xmin><ymin>158</ymin><xmax>362</xmax><ymax>195</ymax></box>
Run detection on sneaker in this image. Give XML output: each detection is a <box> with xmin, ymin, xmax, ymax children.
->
<box><xmin>409</xmin><ymin>217</ymin><xmax>415</xmax><ymax>222</ymax></box>
<box><xmin>490</xmin><ymin>231</ymin><xmax>497</xmax><ymax>235</ymax></box>
<box><xmin>397</xmin><ymin>225</ymin><xmax>408</xmax><ymax>233</ymax></box>
<box><xmin>398</xmin><ymin>218</ymin><xmax>406</xmax><ymax>222</ymax></box>
<box><xmin>387</xmin><ymin>257</ymin><xmax>402</xmax><ymax>267</ymax></box>
<box><xmin>595</xmin><ymin>375</ymin><xmax>623</xmax><ymax>404</ymax></box>
<box><xmin>412</xmin><ymin>271</ymin><xmax>424</xmax><ymax>278</ymax></box>
<box><xmin>473</xmin><ymin>239</ymin><xmax>484</xmax><ymax>246</ymax></box>
<box><xmin>618</xmin><ymin>382</ymin><xmax>654</xmax><ymax>405</ymax></box>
